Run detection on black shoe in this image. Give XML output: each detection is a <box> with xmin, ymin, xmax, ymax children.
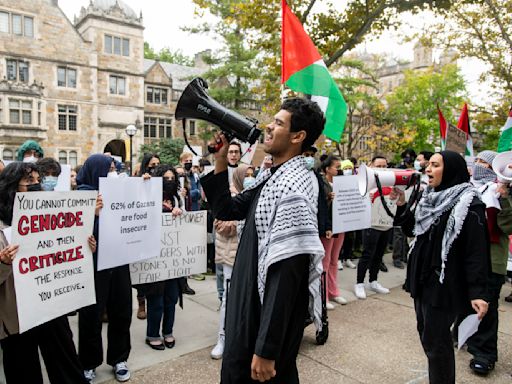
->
<box><xmin>379</xmin><ymin>262</ymin><xmax>388</xmax><ymax>272</ymax></box>
<box><xmin>164</xmin><ymin>337</ymin><xmax>175</xmax><ymax>349</ymax></box>
<box><xmin>505</xmin><ymin>293</ymin><xmax>512</xmax><ymax>303</ymax></box>
<box><xmin>470</xmin><ymin>359</ymin><xmax>494</xmax><ymax>375</ymax></box>
<box><xmin>393</xmin><ymin>260</ymin><xmax>405</xmax><ymax>269</ymax></box>
<box><xmin>183</xmin><ymin>283</ymin><xmax>196</xmax><ymax>295</ymax></box>
<box><xmin>145</xmin><ymin>339</ymin><xmax>165</xmax><ymax>351</ymax></box>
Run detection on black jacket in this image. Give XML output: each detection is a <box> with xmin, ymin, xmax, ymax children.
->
<box><xmin>400</xmin><ymin>197</ymin><xmax>490</xmax><ymax>313</ymax></box>
<box><xmin>314</xmin><ymin>170</ymin><xmax>331</xmax><ymax>236</ymax></box>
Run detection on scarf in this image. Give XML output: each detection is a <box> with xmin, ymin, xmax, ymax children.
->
<box><xmin>412</xmin><ymin>182</ymin><xmax>478</xmax><ymax>283</ymax></box>
<box><xmin>472</xmin><ymin>163</ymin><xmax>497</xmax><ymax>187</ymax></box>
<box><xmin>241</xmin><ymin>155</ymin><xmax>325</xmax><ymax>330</ymax></box>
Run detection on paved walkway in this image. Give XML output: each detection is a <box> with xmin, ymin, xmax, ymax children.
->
<box><xmin>1</xmin><ymin>253</ymin><xmax>511</xmax><ymax>383</ymax></box>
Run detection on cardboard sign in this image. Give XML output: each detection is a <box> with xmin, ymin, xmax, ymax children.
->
<box><xmin>11</xmin><ymin>191</ymin><xmax>97</xmax><ymax>332</ymax></box>
<box><xmin>446</xmin><ymin>124</ymin><xmax>467</xmax><ymax>154</ymax></box>
<box><xmin>332</xmin><ymin>175</ymin><xmax>371</xmax><ymax>233</ymax></box>
<box><xmin>98</xmin><ymin>177</ymin><xmax>162</xmax><ymax>270</ymax></box>
<box><xmin>130</xmin><ymin>211</ymin><xmax>207</xmax><ymax>284</ymax></box>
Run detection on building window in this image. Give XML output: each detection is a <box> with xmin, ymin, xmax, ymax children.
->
<box><xmin>104</xmin><ymin>34</ymin><xmax>129</xmax><ymax>56</ymax></box>
<box><xmin>189</xmin><ymin>120</ymin><xmax>196</xmax><ymax>136</ymax></box>
<box><xmin>58</xmin><ymin>150</ymin><xmax>78</xmax><ymax>167</ymax></box>
<box><xmin>6</xmin><ymin>59</ymin><xmax>29</xmax><ymax>83</ymax></box>
<box><xmin>2</xmin><ymin>149</ymin><xmax>13</xmax><ymax>161</ymax></box>
<box><xmin>37</xmin><ymin>101</ymin><xmax>41</xmax><ymax>126</ymax></box>
<box><xmin>172</xmin><ymin>90</ymin><xmax>181</xmax><ymax>101</ymax></box>
<box><xmin>9</xmin><ymin>99</ymin><xmax>31</xmax><ymax>124</ymax></box>
<box><xmin>58</xmin><ymin>105</ymin><xmax>77</xmax><ymax>131</ymax></box>
<box><xmin>57</xmin><ymin>67</ymin><xmax>77</xmax><ymax>88</ymax></box>
<box><xmin>144</xmin><ymin>117</ymin><xmax>172</xmax><ymax>139</ymax></box>
<box><xmin>109</xmin><ymin>75</ymin><xmax>126</xmax><ymax>95</ymax></box>
<box><xmin>146</xmin><ymin>86</ymin><xmax>168</xmax><ymax>104</ymax></box>
<box><xmin>0</xmin><ymin>11</ymin><xmax>33</xmax><ymax>37</ymax></box>
<box><xmin>58</xmin><ymin>150</ymin><xmax>67</xmax><ymax>164</ymax></box>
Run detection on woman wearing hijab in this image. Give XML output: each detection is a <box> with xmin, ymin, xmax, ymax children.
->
<box><xmin>399</xmin><ymin>151</ymin><xmax>490</xmax><ymax>384</ymax></box>
<box><xmin>76</xmin><ymin>154</ymin><xmax>132</xmax><ymax>383</ymax></box>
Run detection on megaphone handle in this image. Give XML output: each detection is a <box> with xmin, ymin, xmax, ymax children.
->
<box><xmin>207</xmin><ymin>132</ymin><xmax>234</xmax><ymax>154</ymax></box>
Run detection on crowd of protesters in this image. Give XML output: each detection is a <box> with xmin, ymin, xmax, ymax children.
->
<box><xmin>1</xmin><ymin>120</ymin><xmax>511</xmax><ymax>384</ymax></box>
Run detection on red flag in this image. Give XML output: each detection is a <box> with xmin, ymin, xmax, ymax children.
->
<box><xmin>457</xmin><ymin>102</ymin><xmax>470</xmax><ymax>135</ymax></box>
<box><xmin>437</xmin><ymin>104</ymin><xmax>448</xmax><ymax>142</ymax></box>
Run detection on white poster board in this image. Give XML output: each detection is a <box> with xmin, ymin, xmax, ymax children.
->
<box><xmin>54</xmin><ymin>164</ymin><xmax>71</xmax><ymax>192</ymax></box>
<box><xmin>98</xmin><ymin>177</ymin><xmax>162</xmax><ymax>270</ymax></box>
<box><xmin>11</xmin><ymin>191</ymin><xmax>97</xmax><ymax>332</ymax></box>
<box><xmin>370</xmin><ymin>188</ymin><xmax>411</xmax><ymax>228</ymax></box>
<box><xmin>332</xmin><ymin>175</ymin><xmax>371</xmax><ymax>233</ymax></box>
<box><xmin>130</xmin><ymin>211</ymin><xmax>207</xmax><ymax>284</ymax></box>
<box><xmin>240</xmin><ymin>142</ymin><xmax>258</xmax><ymax>165</ymax></box>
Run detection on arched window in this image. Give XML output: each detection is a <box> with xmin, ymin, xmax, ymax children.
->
<box><xmin>58</xmin><ymin>150</ymin><xmax>67</xmax><ymax>164</ymax></box>
<box><xmin>2</xmin><ymin>148</ymin><xmax>13</xmax><ymax>161</ymax></box>
<box><xmin>69</xmin><ymin>151</ymin><xmax>77</xmax><ymax>167</ymax></box>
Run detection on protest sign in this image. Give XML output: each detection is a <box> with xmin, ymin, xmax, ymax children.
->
<box><xmin>371</xmin><ymin>188</ymin><xmax>412</xmax><ymax>228</ymax></box>
<box><xmin>98</xmin><ymin>177</ymin><xmax>162</xmax><ymax>270</ymax></box>
<box><xmin>11</xmin><ymin>191</ymin><xmax>97</xmax><ymax>332</ymax></box>
<box><xmin>240</xmin><ymin>142</ymin><xmax>258</xmax><ymax>165</ymax></box>
<box><xmin>54</xmin><ymin>164</ymin><xmax>71</xmax><ymax>192</ymax></box>
<box><xmin>130</xmin><ymin>211</ymin><xmax>207</xmax><ymax>284</ymax></box>
<box><xmin>446</xmin><ymin>124</ymin><xmax>467</xmax><ymax>154</ymax></box>
<box><xmin>332</xmin><ymin>175</ymin><xmax>371</xmax><ymax>233</ymax></box>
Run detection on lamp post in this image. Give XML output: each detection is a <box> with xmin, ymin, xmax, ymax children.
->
<box><xmin>125</xmin><ymin>124</ymin><xmax>138</xmax><ymax>176</ymax></box>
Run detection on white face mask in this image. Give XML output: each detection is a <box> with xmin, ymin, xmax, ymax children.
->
<box><xmin>107</xmin><ymin>171</ymin><xmax>119</xmax><ymax>178</ymax></box>
<box><xmin>304</xmin><ymin>156</ymin><xmax>315</xmax><ymax>170</ymax></box>
<box><xmin>414</xmin><ymin>160</ymin><xmax>422</xmax><ymax>171</ymax></box>
<box><xmin>23</xmin><ymin>155</ymin><xmax>37</xmax><ymax>163</ymax></box>
<box><xmin>343</xmin><ymin>169</ymin><xmax>353</xmax><ymax>176</ymax></box>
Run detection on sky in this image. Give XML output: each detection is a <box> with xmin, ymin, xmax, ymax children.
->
<box><xmin>60</xmin><ymin>0</ymin><xmax>490</xmax><ymax>107</ymax></box>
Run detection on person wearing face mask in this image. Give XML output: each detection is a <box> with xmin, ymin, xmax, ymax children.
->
<box><xmin>138</xmin><ymin>153</ymin><xmax>160</xmax><ymax>177</ymax></box>
<box><xmin>398</xmin><ymin>150</ymin><xmax>490</xmax><ymax>384</ymax></box>
<box><xmin>135</xmin><ymin>164</ymin><xmax>184</xmax><ymax>351</ymax></box>
<box><xmin>37</xmin><ymin>158</ymin><xmax>61</xmax><ymax>191</ymax></box>
<box><xmin>399</xmin><ymin>148</ymin><xmax>417</xmax><ymax>170</ymax></box>
<box><xmin>0</xmin><ymin>162</ymin><xmax>95</xmax><ymax>384</ymax></box>
<box><xmin>180</xmin><ymin>152</ymin><xmax>202</xmax><ymax>212</ymax></box>
<box><xmin>454</xmin><ymin>149</ymin><xmax>512</xmax><ymax>376</ymax></box>
<box><xmin>16</xmin><ymin>140</ymin><xmax>44</xmax><ymax>163</ymax></box>
<box><xmin>319</xmin><ymin>155</ymin><xmax>347</xmax><ymax>309</ymax></box>
<box><xmin>76</xmin><ymin>154</ymin><xmax>133</xmax><ymax>383</ymax></box>
<box><xmin>211</xmin><ymin>164</ymin><xmax>249</xmax><ymax>360</ymax></box>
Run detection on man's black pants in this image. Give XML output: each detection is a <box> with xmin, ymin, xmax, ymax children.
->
<box><xmin>356</xmin><ymin>228</ymin><xmax>390</xmax><ymax>283</ymax></box>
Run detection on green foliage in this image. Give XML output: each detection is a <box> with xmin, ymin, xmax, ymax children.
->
<box><xmin>139</xmin><ymin>138</ymin><xmax>185</xmax><ymax>166</ymax></box>
<box><xmin>143</xmin><ymin>42</ymin><xmax>194</xmax><ymax>66</ymax></box>
<box><xmin>383</xmin><ymin>64</ymin><xmax>467</xmax><ymax>152</ymax></box>
<box><xmin>473</xmin><ymin>99</ymin><xmax>512</xmax><ymax>151</ymax></box>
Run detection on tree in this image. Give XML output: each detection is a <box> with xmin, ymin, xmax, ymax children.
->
<box><xmin>472</xmin><ymin>101</ymin><xmax>511</xmax><ymax>151</ymax></box>
<box><xmin>139</xmin><ymin>138</ymin><xmax>185</xmax><ymax>166</ymax></box>
<box><xmin>143</xmin><ymin>42</ymin><xmax>194</xmax><ymax>66</ymax></box>
<box><xmin>383</xmin><ymin>64</ymin><xmax>468</xmax><ymax>152</ymax></box>
<box><xmin>429</xmin><ymin>0</ymin><xmax>512</xmax><ymax>97</ymax></box>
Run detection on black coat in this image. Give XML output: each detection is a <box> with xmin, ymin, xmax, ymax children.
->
<box><xmin>400</xmin><ymin>198</ymin><xmax>490</xmax><ymax>313</ymax></box>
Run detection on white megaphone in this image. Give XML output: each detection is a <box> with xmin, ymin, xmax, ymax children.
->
<box><xmin>492</xmin><ymin>151</ymin><xmax>512</xmax><ymax>183</ymax></box>
<box><xmin>357</xmin><ymin>164</ymin><xmax>419</xmax><ymax>196</ymax></box>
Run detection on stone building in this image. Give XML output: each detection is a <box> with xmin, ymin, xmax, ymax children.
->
<box><xmin>0</xmin><ymin>0</ymin><xmax>214</xmax><ymax>167</ymax></box>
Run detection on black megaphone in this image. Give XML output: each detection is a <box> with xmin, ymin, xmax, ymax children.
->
<box><xmin>175</xmin><ymin>78</ymin><xmax>261</xmax><ymax>153</ymax></box>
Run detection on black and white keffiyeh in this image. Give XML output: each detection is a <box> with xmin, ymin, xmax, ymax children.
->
<box><xmin>411</xmin><ymin>182</ymin><xmax>479</xmax><ymax>283</ymax></box>
<box><xmin>241</xmin><ymin>155</ymin><xmax>325</xmax><ymax>330</ymax></box>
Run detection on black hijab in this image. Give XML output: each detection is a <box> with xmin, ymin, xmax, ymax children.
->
<box><xmin>435</xmin><ymin>150</ymin><xmax>470</xmax><ymax>192</ymax></box>
<box><xmin>76</xmin><ymin>154</ymin><xmax>113</xmax><ymax>190</ymax></box>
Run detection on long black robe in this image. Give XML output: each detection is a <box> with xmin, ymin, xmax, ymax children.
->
<box><xmin>201</xmin><ymin>170</ymin><xmax>310</xmax><ymax>384</ymax></box>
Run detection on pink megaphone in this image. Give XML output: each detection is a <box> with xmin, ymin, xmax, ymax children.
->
<box><xmin>357</xmin><ymin>164</ymin><xmax>419</xmax><ymax>196</ymax></box>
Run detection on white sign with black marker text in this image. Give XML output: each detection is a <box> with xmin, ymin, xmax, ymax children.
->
<box><xmin>332</xmin><ymin>175</ymin><xmax>371</xmax><ymax>234</ymax></box>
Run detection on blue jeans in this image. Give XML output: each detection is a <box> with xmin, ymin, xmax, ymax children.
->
<box><xmin>146</xmin><ymin>279</ymin><xmax>180</xmax><ymax>341</ymax></box>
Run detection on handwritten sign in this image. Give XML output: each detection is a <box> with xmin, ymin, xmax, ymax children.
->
<box><xmin>11</xmin><ymin>191</ymin><xmax>97</xmax><ymax>332</ymax></box>
<box><xmin>130</xmin><ymin>211</ymin><xmax>207</xmax><ymax>284</ymax></box>
<box><xmin>332</xmin><ymin>175</ymin><xmax>371</xmax><ymax>233</ymax></box>
<box><xmin>98</xmin><ymin>177</ymin><xmax>162</xmax><ymax>270</ymax></box>
<box><xmin>446</xmin><ymin>124</ymin><xmax>467</xmax><ymax>154</ymax></box>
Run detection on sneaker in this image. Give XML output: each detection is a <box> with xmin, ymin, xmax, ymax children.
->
<box><xmin>211</xmin><ymin>335</ymin><xmax>225</xmax><ymax>359</ymax></box>
<box><xmin>379</xmin><ymin>262</ymin><xmax>388</xmax><ymax>272</ymax></box>
<box><xmin>344</xmin><ymin>259</ymin><xmax>357</xmax><ymax>269</ymax></box>
<box><xmin>354</xmin><ymin>283</ymin><xmax>366</xmax><ymax>299</ymax></box>
<box><xmin>326</xmin><ymin>302</ymin><xmax>335</xmax><ymax>310</ymax></box>
<box><xmin>337</xmin><ymin>260</ymin><xmax>343</xmax><ymax>270</ymax></box>
<box><xmin>113</xmin><ymin>361</ymin><xmax>130</xmax><ymax>382</ymax></box>
<box><xmin>191</xmin><ymin>274</ymin><xmax>205</xmax><ymax>281</ymax></box>
<box><xmin>370</xmin><ymin>280</ymin><xmax>390</xmax><ymax>294</ymax></box>
<box><xmin>84</xmin><ymin>369</ymin><xmax>96</xmax><ymax>383</ymax></box>
<box><xmin>332</xmin><ymin>296</ymin><xmax>348</xmax><ymax>305</ymax></box>
<box><xmin>393</xmin><ymin>259</ymin><xmax>405</xmax><ymax>269</ymax></box>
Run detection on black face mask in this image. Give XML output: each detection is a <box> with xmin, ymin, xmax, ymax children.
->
<box><xmin>163</xmin><ymin>179</ymin><xmax>178</xmax><ymax>201</ymax></box>
<box><xmin>147</xmin><ymin>167</ymin><xmax>155</xmax><ymax>175</ymax></box>
<box><xmin>27</xmin><ymin>183</ymin><xmax>42</xmax><ymax>192</ymax></box>
<box><xmin>184</xmin><ymin>163</ymin><xmax>192</xmax><ymax>171</ymax></box>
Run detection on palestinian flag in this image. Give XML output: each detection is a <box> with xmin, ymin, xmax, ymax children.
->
<box><xmin>281</xmin><ymin>0</ymin><xmax>347</xmax><ymax>142</ymax></box>
<box><xmin>457</xmin><ymin>103</ymin><xmax>474</xmax><ymax>156</ymax></box>
<box><xmin>497</xmin><ymin>107</ymin><xmax>512</xmax><ymax>153</ymax></box>
<box><xmin>437</xmin><ymin>104</ymin><xmax>448</xmax><ymax>150</ymax></box>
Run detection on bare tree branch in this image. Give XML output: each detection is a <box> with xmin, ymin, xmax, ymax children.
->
<box><xmin>300</xmin><ymin>0</ymin><xmax>318</xmax><ymax>24</ymax></box>
<box><xmin>483</xmin><ymin>0</ymin><xmax>512</xmax><ymax>51</ymax></box>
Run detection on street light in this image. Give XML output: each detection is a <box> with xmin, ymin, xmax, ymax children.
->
<box><xmin>125</xmin><ymin>124</ymin><xmax>138</xmax><ymax>176</ymax></box>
